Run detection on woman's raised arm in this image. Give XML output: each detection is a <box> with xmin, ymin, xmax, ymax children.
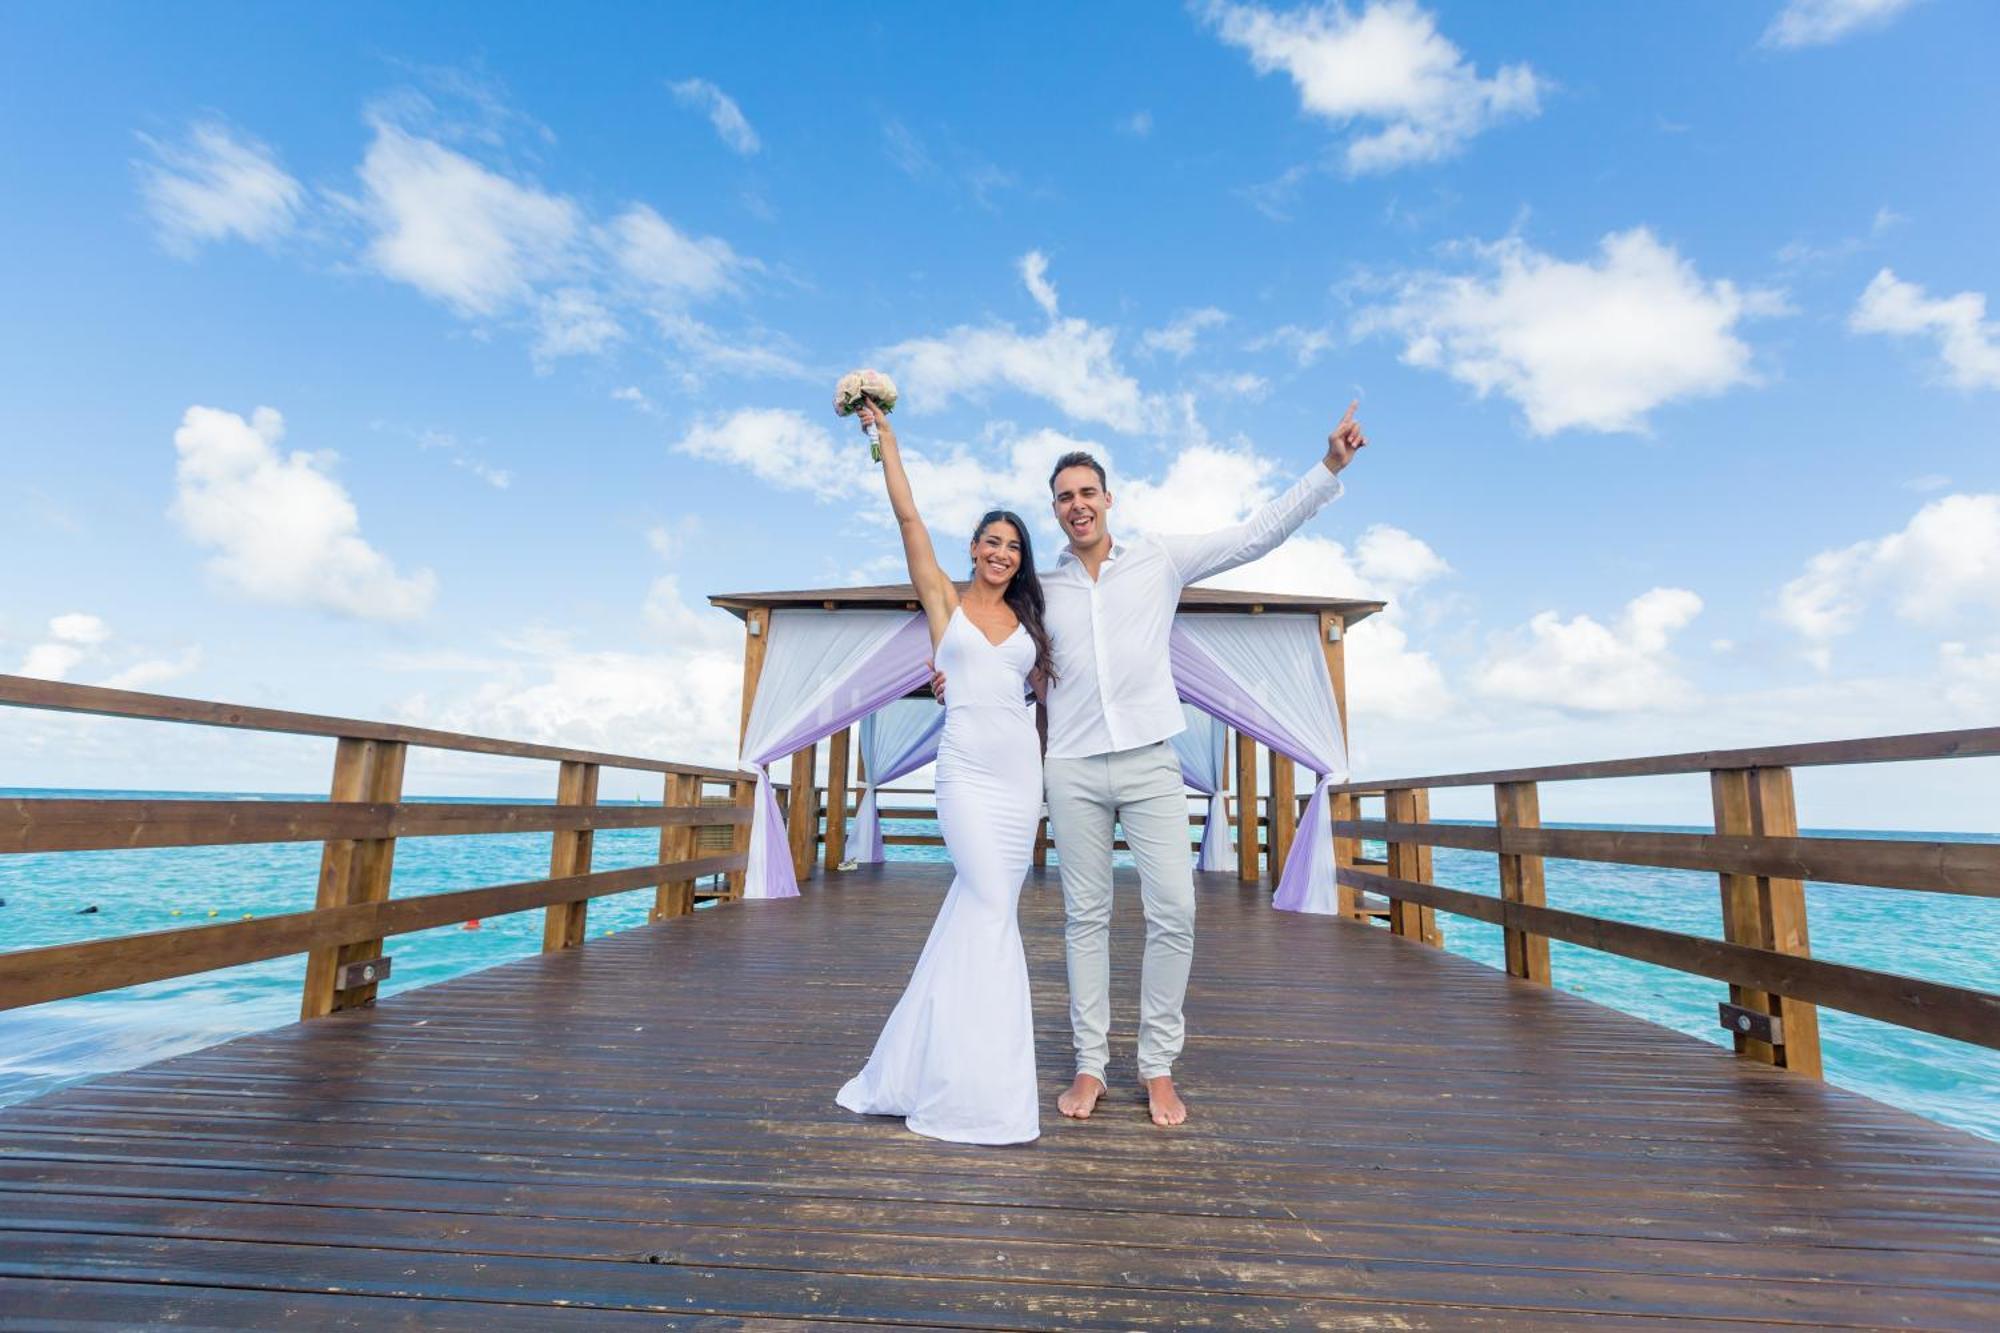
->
<box><xmin>860</xmin><ymin>402</ymin><xmax>956</xmax><ymax>641</ymax></box>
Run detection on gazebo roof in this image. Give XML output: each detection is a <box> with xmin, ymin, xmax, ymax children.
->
<box><xmin>709</xmin><ymin>582</ymin><xmax>1385</xmax><ymax>626</ymax></box>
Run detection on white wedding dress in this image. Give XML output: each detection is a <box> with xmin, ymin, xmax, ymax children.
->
<box><xmin>837</xmin><ymin>607</ymin><xmax>1041</xmax><ymax>1145</ymax></box>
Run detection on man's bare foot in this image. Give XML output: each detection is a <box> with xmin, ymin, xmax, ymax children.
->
<box><xmin>1144</xmin><ymin>1075</ymin><xmax>1187</xmax><ymax>1126</ymax></box>
<box><xmin>1057</xmin><ymin>1073</ymin><xmax>1105</xmax><ymax>1119</ymax></box>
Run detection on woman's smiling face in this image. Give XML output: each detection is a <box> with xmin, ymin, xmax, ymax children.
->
<box><xmin>970</xmin><ymin>518</ymin><xmax>1023</xmax><ymax>587</ymax></box>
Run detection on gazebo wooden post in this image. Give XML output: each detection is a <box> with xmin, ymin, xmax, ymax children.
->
<box><xmin>824</xmin><ymin>726</ymin><xmax>851</xmax><ymax>870</ymax></box>
<box><xmin>1268</xmin><ymin>750</ymin><xmax>1296</xmax><ymax>882</ymax></box>
<box><xmin>1319</xmin><ymin>611</ymin><xmax>1361</xmax><ymax>917</ymax></box>
<box><xmin>729</xmin><ymin>606</ymin><xmax>770</xmax><ymax>897</ymax></box>
<box><xmin>787</xmin><ymin>742</ymin><xmax>817</xmax><ymax>879</ymax></box>
<box><xmin>1235</xmin><ymin>731</ymin><xmax>1260</xmax><ymax>884</ymax></box>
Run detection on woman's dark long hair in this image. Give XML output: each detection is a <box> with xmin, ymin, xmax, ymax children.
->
<box><xmin>974</xmin><ymin>510</ymin><xmax>1057</xmax><ymax>690</ymax></box>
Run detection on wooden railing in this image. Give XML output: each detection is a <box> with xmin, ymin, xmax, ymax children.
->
<box><xmin>1328</xmin><ymin>726</ymin><xmax>2000</xmax><ymax>1077</ymax></box>
<box><xmin>795</xmin><ymin>785</ymin><xmax>1275</xmax><ymax>871</ymax></box>
<box><xmin>0</xmin><ymin>674</ymin><xmax>753</xmax><ymax>1018</ymax></box>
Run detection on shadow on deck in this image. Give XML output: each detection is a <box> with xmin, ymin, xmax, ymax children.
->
<box><xmin>0</xmin><ymin>863</ymin><xmax>1995</xmax><ymax>1328</ymax></box>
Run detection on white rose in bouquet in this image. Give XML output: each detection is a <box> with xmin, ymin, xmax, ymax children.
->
<box><xmin>833</xmin><ymin>369</ymin><xmax>899</xmax><ymax>462</ymax></box>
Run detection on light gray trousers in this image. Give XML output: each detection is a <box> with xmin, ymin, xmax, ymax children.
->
<box><xmin>1044</xmin><ymin>740</ymin><xmax>1196</xmax><ymax>1082</ymax></box>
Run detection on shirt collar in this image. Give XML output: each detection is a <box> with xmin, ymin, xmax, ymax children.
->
<box><xmin>1058</xmin><ymin>537</ymin><xmax>1127</xmax><ymax>568</ymax></box>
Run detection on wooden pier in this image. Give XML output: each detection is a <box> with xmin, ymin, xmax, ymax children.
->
<box><xmin>2</xmin><ymin>863</ymin><xmax>1996</xmax><ymax>1328</ymax></box>
<box><xmin>3</xmin><ymin>661</ymin><xmax>1998</xmax><ymax>1328</ymax></box>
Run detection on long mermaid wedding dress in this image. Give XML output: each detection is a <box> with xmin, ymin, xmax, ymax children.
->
<box><xmin>836</xmin><ymin>607</ymin><xmax>1041</xmax><ymax>1145</ymax></box>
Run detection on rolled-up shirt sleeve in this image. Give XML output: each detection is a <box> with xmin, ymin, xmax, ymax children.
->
<box><xmin>1154</xmin><ymin>463</ymin><xmax>1344</xmax><ymax>586</ymax></box>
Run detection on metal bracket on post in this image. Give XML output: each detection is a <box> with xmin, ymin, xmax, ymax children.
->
<box><xmin>336</xmin><ymin>957</ymin><xmax>391</xmax><ymax>991</ymax></box>
<box><xmin>1719</xmin><ymin>1002</ymin><xmax>1784</xmax><ymax>1048</ymax></box>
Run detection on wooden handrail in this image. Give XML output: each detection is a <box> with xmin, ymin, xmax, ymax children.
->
<box><xmin>0</xmin><ymin>799</ymin><xmax>753</xmax><ymax>854</ymax></box>
<box><xmin>3</xmin><ymin>677</ymin><xmax>756</xmax><ymax>1016</ymax></box>
<box><xmin>0</xmin><ymin>673</ymin><xmax>742</xmax><ymax>778</ymax></box>
<box><xmin>1339</xmin><ymin>867</ymin><xmax>2000</xmax><ymax>1050</ymax></box>
<box><xmin>1331</xmin><ymin>725</ymin><xmax>2000</xmax><ymax>792</ymax></box>
<box><xmin>1337</xmin><ymin>819</ymin><xmax>2000</xmax><ymax>899</ymax></box>
<box><xmin>0</xmin><ymin>853</ymin><xmax>744</xmax><ymax>1011</ymax></box>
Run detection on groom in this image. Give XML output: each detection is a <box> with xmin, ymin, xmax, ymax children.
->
<box><xmin>1037</xmin><ymin>404</ymin><xmax>1367</xmax><ymax>1126</ymax></box>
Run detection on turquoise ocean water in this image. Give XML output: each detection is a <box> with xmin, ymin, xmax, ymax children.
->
<box><xmin>2</xmin><ymin>787</ymin><xmax>1994</xmax><ymax>1142</ymax></box>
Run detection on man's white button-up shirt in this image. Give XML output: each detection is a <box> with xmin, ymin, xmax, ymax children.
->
<box><xmin>1041</xmin><ymin>463</ymin><xmax>1343</xmax><ymax>760</ymax></box>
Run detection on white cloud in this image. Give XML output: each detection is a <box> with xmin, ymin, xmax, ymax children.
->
<box><xmin>1940</xmin><ymin>640</ymin><xmax>2000</xmax><ymax>717</ymax></box>
<box><xmin>1364</xmin><ymin>228</ymin><xmax>1783</xmax><ymax>434</ymax></box>
<box><xmin>355</xmin><ymin>119</ymin><xmax>580</xmax><ymax>317</ymax></box>
<box><xmin>655</xmin><ymin>312</ymin><xmax>816</xmax><ymax>386</ymax></box>
<box><xmin>668</xmin><ymin>78</ymin><xmax>760</xmax><ymax>155</ymax></box>
<box><xmin>1248</xmin><ymin>323</ymin><xmax>1337</xmax><ymax>366</ymax></box>
<box><xmin>1020</xmin><ymin>251</ymin><xmax>1061</xmax><ymax>321</ymax></box>
<box><xmin>1849</xmin><ymin>269</ymin><xmax>2000</xmax><ymax>390</ymax></box>
<box><xmin>1204</xmin><ymin>0</ymin><xmax>1543</xmax><ymax>173</ymax></box>
<box><xmin>1475</xmin><ymin>588</ymin><xmax>1703</xmax><ymax>713</ymax></box>
<box><xmin>99</xmin><ymin>648</ymin><xmax>203</xmax><ymax>693</ymax></box>
<box><xmin>1194</xmin><ymin>370</ymin><xmax>1271</xmax><ymax>400</ymax></box>
<box><xmin>1764</xmin><ymin>0</ymin><xmax>1920</xmax><ymax>48</ymax></box>
<box><xmin>604</xmin><ymin>203</ymin><xmax>749</xmax><ymax>303</ymax></box>
<box><xmin>1114</xmin><ymin>442</ymin><xmax>1454</xmax><ymax>721</ymax></box>
<box><xmin>17</xmin><ymin>614</ymin><xmax>110</xmax><ymax>681</ymax></box>
<box><xmin>137</xmin><ymin>121</ymin><xmax>304</xmax><ymax>257</ymax></box>
<box><xmin>880</xmin><ymin>254</ymin><xmax>1151</xmax><ymax>433</ymax></box>
<box><xmin>1118</xmin><ymin>110</ymin><xmax>1154</xmax><ymax>137</ymax></box>
<box><xmin>1143</xmin><ymin>308</ymin><xmax>1230</xmax><ymax>359</ymax></box>
<box><xmin>398</xmin><ymin>576</ymin><xmax>743</xmax><ymax>771</ymax></box>
<box><xmin>612</xmin><ymin>385</ymin><xmax>657</xmax><ymax>414</ymax></box>
<box><xmin>1777</xmin><ymin>493</ymin><xmax>2000</xmax><ymax>666</ymax></box>
<box><xmin>533</xmin><ymin>286</ymin><xmax>623</xmax><ymax>365</ymax></box>
<box><xmin>672</xmin><ymin>408</ymin><xmax>862</xmax><ymax>501</ymax></box>
<box><xmin>170</xmin><ymin>405</ymin><xmax>436</xmax><ymax>621</ymax></box>
<box><xmin>14</xmin><ymin>614</ymin><xmax>199</xmax><ymax>693</ymax></box>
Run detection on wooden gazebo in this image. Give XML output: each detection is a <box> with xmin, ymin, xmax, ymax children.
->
<box><xmin>708</xmin><ymin>583</ymin><xmax>1386</xmax><ymax>891</ymax></box>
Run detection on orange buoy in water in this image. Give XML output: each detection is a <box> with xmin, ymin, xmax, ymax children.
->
<box><xmin>462</xmin><ymin>918</ymin><xmax>482</xmax><ymax>930</ymax></box>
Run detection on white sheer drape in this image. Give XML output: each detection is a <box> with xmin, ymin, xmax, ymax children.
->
<box><xmin>1170</xmin><ymin>614</ymin><xmax>1347</xmax><ymax>913</ymax></box>
<box><xmin>852</xmin><ymin>697</ymin><xmax>946</xmax><ymax>863</ymax></box>
<box><xmin>1168</xmin><ymin>703</ymin><xmax>1234</xmax><ymax>873</ymax></box>
<box><xmin>739</xmin><ymin>609</ymin><xmax>931</xmax><ymax>898</ymax></box>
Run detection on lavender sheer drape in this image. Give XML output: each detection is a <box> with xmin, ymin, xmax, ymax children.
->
<box><xmin>738</xmin><ymin>609</ymin><xmax>934</xmax><ymax>898</ymax></box>
<box><xmin>852</xmin><ymin>697</ymin><xmax>946</xmax><ymax>863</ymax></box>
<box><xmin>1168</xmin><ymin>703</ymin><xmax>1235</xmax><ymax>872</ymax></box>
<box><xmin>1171</xmin><ymin>614</ymin><xmax>1347</xmax><ymax>913</ymax></box>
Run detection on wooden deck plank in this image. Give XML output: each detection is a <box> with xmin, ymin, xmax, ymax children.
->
<box><xmin>1</xmin><ymin>863</ymin><xmax>1995</xmax><ymax>1329</ymax></box>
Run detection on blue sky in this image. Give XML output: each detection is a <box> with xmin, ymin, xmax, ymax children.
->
<box><xmin>1</xmin><ymin>0</ymin><xmax>1996</xmax><ymax>827</ymax></box>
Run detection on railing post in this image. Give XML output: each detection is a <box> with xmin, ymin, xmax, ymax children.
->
<box><xmin>1033</xmin><ymin>814</ymin><xmax>1050</xmax><ymax>869</ymax></box>
<box><xmin>726</xmin><ymin>776</ymin><xmax>754</xmax><ymax>898</ymax></box>
<box><xmin>1332</xmin><ymin>791</ymin><xmax>1362</xmax><ymax>918</ymax></box>
<box><xmin>542</xmin><ymin>760</ymin><xmax>599</xmax><ymax>951</ymax></box>
<box><xmin>824</xmin><ymin>726</ymin><xmax>851</xmax><ymax>870</ymax></box>
<box><xmin>786</xmin><ymin>743</ymin><xmax>817</xmax><ymax>881</ymax></box>
<box><xmin>1711</xmin><ymin>766</ymin><xmax>1823</xmax><ymax>1077</ymax></box>
<box><xmin>654</xmin><ymin>771</ymin><xmax>699</xmax><ymax>921</ymax></box>
<box><xmin>1494</xmin><ymin>781</ymin><xmax>1550</xmax><ymax>984</ymax></box>
<box><xmin>300</xmin><ymin>737</ymin><xmax>407</xmax><ymax>1018</ymax></box>
<box><xmin>1236</xmin><ymin>731</ymin><xmax>1260</xmax><ymax>884</ymax></box>
<box><xmin>1384</xmin><ymin>786</ymin><xmax>1440</xmax><ymax>945</ymax></box>
<box><xmin>1268</xmin><ymin>750</ymin><xmax>1296</xmax><ymax>883</ymax></box>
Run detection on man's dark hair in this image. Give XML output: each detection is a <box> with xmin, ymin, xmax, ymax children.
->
<box><xmin>1048</xmin><ymin>450</ymin><xmax>1108</xmax><ymax>493</ymax></box>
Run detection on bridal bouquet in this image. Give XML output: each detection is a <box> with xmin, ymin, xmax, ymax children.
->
<box><xmin>833</xmin><ymin>369</ymin><xmax>899</xmax><ymax>462</ymax></box>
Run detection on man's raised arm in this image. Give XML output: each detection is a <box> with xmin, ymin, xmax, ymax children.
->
<box><xmin>1157</xmin><ymin>401</ymin><xmax>1368</xmax><ymax>586</ymax></box>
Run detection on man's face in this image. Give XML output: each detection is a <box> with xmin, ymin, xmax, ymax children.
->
<box><xmin>1051</xmin><ymin>464</ymin><xmax>1111</xmax><ymax>549</ymax></box>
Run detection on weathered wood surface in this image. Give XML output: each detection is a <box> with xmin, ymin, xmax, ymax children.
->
<box><xmin>1</xmin><ymin>864</ymin><xmax>1995</xmax><ymax>1328</ymax></box>
<box><xmin>0</xmin><ymin>673</ymin><xmax>742</xmax><ymax>779</ymax></box>
<box><xmin>1339</xmin><ymin>866</ymin><xmax>2000</xmax><ymax>1049</ymax></box>
<box><xmin>1333</xmin><ymin>724</ymin><xmax>2000</xmax><ymax>792</ymax></box>
<box><xmin>0</xmin><ymin>797</ymin><xmax>749</xmax><ymax>855</ymax></box>
<box><xmin>1336</xmin><ymin>818</ymin><xmax>2000</xmax><ymax>899</ymax></box>
<box><xmin>0</xmin><ymin>854</ymin><xmax>743</xmax><ymax>1011</ymax></box>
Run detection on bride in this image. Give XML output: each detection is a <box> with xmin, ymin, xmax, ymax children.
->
<box><xmin>835</xmin><ymin>402</ymin><xmax>1049</xmax><ymax>1145</ymax></box>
